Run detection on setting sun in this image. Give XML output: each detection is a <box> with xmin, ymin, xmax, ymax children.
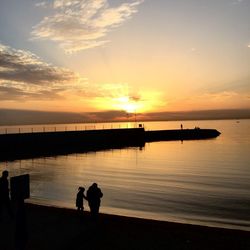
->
<box><xmin>116</xmin><ymin>97</ymin><xmax>138</xmax><ymax>113</ymax></box>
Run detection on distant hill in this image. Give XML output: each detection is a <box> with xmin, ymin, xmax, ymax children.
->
<box><xmin>0</xmin><ymin>108</ymin><xmax>249</xmax><ymax>126</ymax></box>
<box><xmin>138</xmin><ymin>109</ymin><xmax>250</xmax><ymax>122</ymax></box>
<box><xmin>0</xmin><ymin>109</ymin><xmax>88</xmax><ymax>125</ymax></box>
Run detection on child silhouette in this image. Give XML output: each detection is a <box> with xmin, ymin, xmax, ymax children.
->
<box><xmin>76</xmin><ymin>187</ymin><xmax>87</xmax><ymax>213</ymax></box>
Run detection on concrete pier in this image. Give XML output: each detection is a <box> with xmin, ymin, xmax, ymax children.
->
<box><xmin>0</xmin><ymin>128</ymin><xmax>220</xmax><ymax>161</ymax></box>
<box><xmin>145</xmin><ymin>128</ymin><xmax>221</xmax><ymax>142</ymax></box>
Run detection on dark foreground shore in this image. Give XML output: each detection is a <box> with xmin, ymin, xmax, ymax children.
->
<box><xmin>1</xmin><ymin>203</ymin><xmax>250</xmax><ymax>250</ymax></box>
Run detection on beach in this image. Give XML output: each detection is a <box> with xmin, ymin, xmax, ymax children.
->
<box><xmin>1</xmin><ymin>203</ymin><xmax>250</xmax><ymax>250</ymax></box>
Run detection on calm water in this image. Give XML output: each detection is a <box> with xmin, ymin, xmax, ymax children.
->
<box><xmin>1</xmin><ymin>119</ymin><xmax>250</xmax><ymax>231</ymax></box>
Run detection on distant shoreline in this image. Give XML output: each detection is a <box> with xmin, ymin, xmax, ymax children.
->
<box><xmin>0</xmin><ymin>108</ymin><xmax>249</xmax><ymax>126</ymax></box>
<box><xmin>0</xmin><ymin>117</ymin><xmax>249</xmax><ymax>127</ymax></box>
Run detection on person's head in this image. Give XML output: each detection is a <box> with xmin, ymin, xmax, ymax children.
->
<box><xmin>92</xmin><ymin>183</ymin><xmax>98</xmax><ymax>188</ymax></box>
<box><xmin>2</xmin><ymin>170</ymin><xmax>8</xmax><ymax>178</ymax></box>
<box><xmin>78</xmin><ymin>186</ymin><xmax>85</xmax><ymax>192</ymax></box>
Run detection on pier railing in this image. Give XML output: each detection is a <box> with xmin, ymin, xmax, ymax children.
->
<box><xmin>0</xmin><ymin>123</ymin><xmax>143</xmax><ymax>135</ymax></box>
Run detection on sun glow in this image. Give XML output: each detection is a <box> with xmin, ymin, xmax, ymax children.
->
<box><xmin>92</xmin><ymin>89</ymin><xmax>166</xmax><ymax>114</ymax></box>
<box><xmin>116</xmin><ymin>96</ymin><xmax>139</xmax><ymax>113</ymax></box>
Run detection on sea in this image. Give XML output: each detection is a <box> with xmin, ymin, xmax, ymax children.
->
<box><xmin>0</xmin><ymin>119</ymin><xmax>250</xmax><ymax>231</ymax></box>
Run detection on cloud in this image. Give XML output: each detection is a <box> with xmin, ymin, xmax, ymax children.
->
<box><xmin>35</xmin><ymin>1</ymin><xmax>49</xmax><ymax>8</ymax></box>
<box><xmin>0</xmin><ymin>85</ymin><xmax>63</xmax><ymax>101</ymax></box>
<box><xmin>0</xmin><ymin>44</ymin><xmax>160</xmax><ymax>111</ymax></box>
<box><xmin>204</xmin><ymin>78</ymin><xmax>250</xmax><ymax>94</ymax></box>
<box><xmin>31</xmin><ymin>0</ymin><xmax>144</xmax><ymax>53</ymax></box>
<box><xmin>0</xmin><ymin>43</ymin><xmax>78</xmax><ymax>85</ymax></box>
<box><xmin>0</xmin><ymin>85</ymin><xmax>31</xmax><ymax>100</ymax></box>
<box><xmin>85</xmin><ymin>110</ymin><xmax>130</xmax><ymax>121</ymax></box>
<box><xmin>175</xmin><ymin>90</ymin><xmax>250</xmax><ymax>111</ymax></box>
<box><xmin>231</xmin><ymin>0</ymin><xmax>244</xmax><ymax>5</ymax></box>
<box><xmin>0</xmin><ymin>43</ymin><xmax>82</xmax><ymax>100</ymax></box>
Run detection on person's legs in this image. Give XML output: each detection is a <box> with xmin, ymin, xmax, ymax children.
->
<box><xmin>6</xmin><ymin>199</ymin><xmax>13</xmax><ymax>217</ymax></box>
<box><xmin>0</xmin><ymin>201</ymin><xmax>3</xmax><ymax>219</ymax></box>
<box><xmin>89</xmin><ymin>204</ymin><xmax>95</xmax><ymax>217</ymax></box>
<box><xmin>92</xmin><ymin>205</ymin><xmax>100</xmax><ymax>219</ymax></box>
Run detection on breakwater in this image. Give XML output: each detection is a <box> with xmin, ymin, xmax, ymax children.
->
<box><xmin>145</xmin><ymin>128</ymin><xmax>221</xmax><ymax>142</ymax></box>
<box><xmin>0</xmin><ymin>128</ymin><xmax>220</xmax><ymax>160</ymax></box>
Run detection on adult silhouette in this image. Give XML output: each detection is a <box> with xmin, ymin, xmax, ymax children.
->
<box><xmin>87</xmin><ymin>183</ymin><xmax>103</xmax><ymax>218</ymax></box>
<box><xmin>0</xmin><ymin>170</ymin><xmax>12</xmax><ymax>218</ymax></box>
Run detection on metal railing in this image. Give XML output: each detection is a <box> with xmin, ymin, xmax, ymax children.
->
<box><xmin>0</xmin><ymin>123</ymin><xmax>144</xmax><ymax>135</ymax></box>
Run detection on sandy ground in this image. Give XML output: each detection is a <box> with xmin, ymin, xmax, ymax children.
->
<box><xmin>1</xmin><ymin>203</ymin><xmax>250</xmax><ymax>250</ymax></box>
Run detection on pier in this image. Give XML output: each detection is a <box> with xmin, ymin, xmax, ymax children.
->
<box><xmin>0</xmin><ymin>127</ymin><xmax>220</xmax><ymax>161</ymax></box>
<box><xmin>145</xmin><ymin>128</ymin><xmax>221</xmax><ymax>142</ymax></box>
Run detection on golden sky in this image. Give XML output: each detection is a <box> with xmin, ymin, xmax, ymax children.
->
<box><xmin>0</xmin><ymin>0</ymin><xmax>249</xmax><ymax>116</ymax></box>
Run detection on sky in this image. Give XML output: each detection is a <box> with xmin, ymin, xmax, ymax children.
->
<box><xmin>0</xmin><ymin>0</ymin><xmax>249</xmax><ymax>117</ymax></box>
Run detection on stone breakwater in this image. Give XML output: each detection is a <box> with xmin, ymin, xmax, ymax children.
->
<box><xmin>145</xmin><ymin>128</ymin><xmax>221</xmax><ymax>142</ymax></box>
<box><xmin>0</xmin><ymin>128</ymin><xmax>220</xmax><ymax>160</ymax></box>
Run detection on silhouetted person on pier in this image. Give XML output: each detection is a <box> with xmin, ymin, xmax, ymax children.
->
<box><xmin>87</xmin><ymin>183</ymin><xmax>103</xmax><ymax>219</ymax></box>
<box><xmin>181</xmin><ymin>124</ymin><xmax>183</xmax><ymax>130</ymax></box>
<box><xmin>76</xmin><ymin>187</ymin><xmax>87</xmax><ymax>213</ymax></box>
<box><xmin>0</xmin><ymin>170</ymin><xmax>12</xmax><ymax>219</ymax></box>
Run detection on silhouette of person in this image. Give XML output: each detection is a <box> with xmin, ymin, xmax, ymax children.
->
<box><xmin>87</xmin><ymin>183</ymin><xmax>103</xmax><ymax>218</ymax></box>
<box><xmin>76</xmin><ymin>187</ymin><xmax>87</xmax><ymax>213</ymax></box>
<box><xmin>181</xmin><ymin>124</ymin><xmax>183</xmax><ymax>130</ymax></box>
<box><xmin>0</xmin><ymin>170</ymin><xmax>12</xmax><ymax>218</ymax></box>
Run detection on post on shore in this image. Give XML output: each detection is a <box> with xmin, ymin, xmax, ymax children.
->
<box><xmin>10</xmin><ymin>174</ymin><xmax>30</xmax><ymax>250</ymax></box>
